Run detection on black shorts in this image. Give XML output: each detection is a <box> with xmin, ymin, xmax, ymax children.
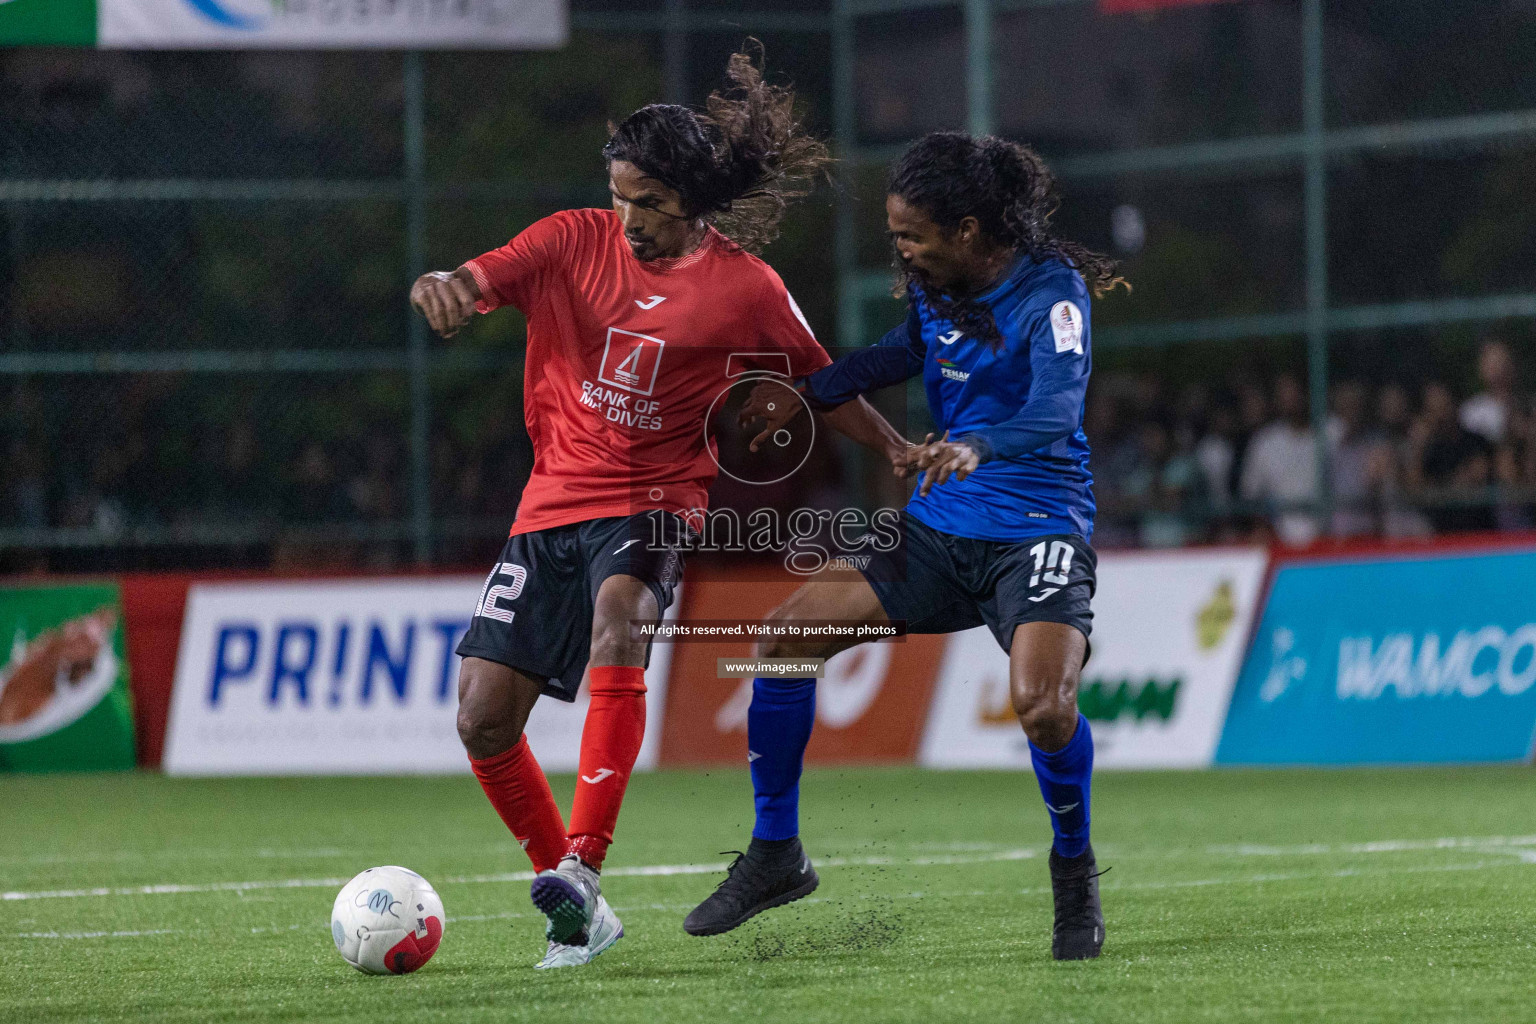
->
<box><xmin>860</xmin><ymin>512</ymin><xmax>1096</xmax><ymax>654</ymax></box>
<box><xmin>455</xmin><ymin>510</ymin><xmax>689</xmax><ymax>702</ymax></box>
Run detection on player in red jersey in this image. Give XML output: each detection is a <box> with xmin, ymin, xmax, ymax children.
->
<box><xmin>411</xmin><ymin>49</ymin><xmax>908</xmax><ymax>970</ymax></box>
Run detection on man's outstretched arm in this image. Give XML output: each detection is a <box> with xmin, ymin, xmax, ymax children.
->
<box><xmin>738</xmin><ymin>385</ymin><xmax>914</xmax><ymax>477</ymax></box>
<box><xmin>822</xmin><ymin>396</ymin><xmax>914</xmax><ymax>477</ymax></box>
<box><xmin>797</xmin><ymin>313</ymin><xmax>925</xmax><ymax>410</ymax></box>
<box><xmin>410</xmin><ymin>265</ymin><xmax>482</xmax><ymax>339</ymax></box>
<box><xmin>738</xmin><ymin>303</ymin><xmax>925</xmax><ymax>459</ymax></box>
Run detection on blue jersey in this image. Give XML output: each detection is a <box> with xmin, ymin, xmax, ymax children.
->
<box><xmin>802</xmin><ymin>255</ymin><xmax>1095</xmax><ymax>542</ymax></box>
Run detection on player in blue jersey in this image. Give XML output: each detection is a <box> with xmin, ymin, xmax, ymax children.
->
<box><xmin>684</xmin><ymin>132</ymin><xmax>1125</xmax><ymax>960</ymax></box>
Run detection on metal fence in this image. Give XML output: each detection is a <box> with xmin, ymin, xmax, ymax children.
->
<box><xmin>4</xmin><ymin>0</ymin><xmax>1536</xmax><ymax>571</ymax></box>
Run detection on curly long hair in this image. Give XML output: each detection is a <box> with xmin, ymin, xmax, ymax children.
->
<box><xmin>602</xmin><ymin>43</ymin><xmax>831</xmax><ymax>254</ymax></box>
<box><xmin>888</xmin><ymin>131</ymin><xmax>1125</xmax><ymax>347</ymax></box>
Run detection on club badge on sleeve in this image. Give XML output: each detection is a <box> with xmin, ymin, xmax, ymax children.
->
<box><xmin>1050</xmin><ymin>301</ymin><xmax>1084</xmax><ymax>355</ymax></box>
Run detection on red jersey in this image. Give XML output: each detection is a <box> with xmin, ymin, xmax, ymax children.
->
<box><xmin>466</xmin><ymin>208</ymin><xmax>832</xmax><ymax>536</ymax></box>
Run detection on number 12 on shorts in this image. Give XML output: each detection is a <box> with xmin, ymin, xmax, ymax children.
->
<box><xmin>475</xmin><ymin>562</ymin><xmax>528</xmax><ymax>624</ymax></box>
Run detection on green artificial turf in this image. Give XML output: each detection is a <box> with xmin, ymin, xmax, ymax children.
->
<box><xmin>3</xmin><ymin>765</ymin><xmax>1534</xmax><ymax>1023</ymax></box>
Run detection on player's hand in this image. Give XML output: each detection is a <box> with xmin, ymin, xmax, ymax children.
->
<box><xmin>411</xmin><ymin>268</ymin><xmax>480</xmax><ymax>339</ymax></box>
<box><xmin>890</xmin><ymin>436</ymin><xmax>927</xmax><ymax>478</ymax></box>
<box><xmin>899</xmin><ymin>431</ymin><xmax>981</xmax><ymax>496</ymax></box>
<box><xmin>737</xmin><ymin>379</ymin><xmax>806</xmax><ymax>453</ymax></box>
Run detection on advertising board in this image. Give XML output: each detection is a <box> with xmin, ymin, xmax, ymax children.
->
<box><xmin>920</xmin><ymin>549</ymin><xmax>1268</xmax><ymax>769</ymax></box>
<box><xmin>163</xmin><ymin>577</ymin><xmax>676</xmax><ymax>775</ymax></box>
<box><xmin>0</xmin><ymin>0</ymin><xmax>569</xmax><ymax>49</ymax></box>
<box><xmin>0</xmin><ymin>583</ymin><xmax>136</xmax><ymax>772</ymax></box>
<box><xmin>1218</xmin><ymin>549</ymin><xmax>1536</xmax><ymax>765</ymax></box>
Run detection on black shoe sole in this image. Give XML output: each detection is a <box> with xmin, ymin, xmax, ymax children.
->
<box><xmin>683</xmin><ymin>873</ymin><xmax>820</xmax><ymax>937</ymax></box>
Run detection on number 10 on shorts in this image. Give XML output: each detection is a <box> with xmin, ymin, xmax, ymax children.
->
<box><xmin>1028</xmin><ymin>540</ymin><xmax>1074</xmax><ymax>590</ymax></box>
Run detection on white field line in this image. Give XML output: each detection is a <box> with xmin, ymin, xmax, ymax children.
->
<box><xmin>8</xmin><ymin>834</ymin><xmax>1534</xmax><ymax>904</ymax></box>
<box><xmin>1207</xmin><ymin>834</ymin><xmax>1536</xmax><ymax>857</ymax></box>
<box><xmin>18</xmin><ymin>833</ymin><xmax>1536</xmax><ymax>870</ymax></box>
<box><xmin>12</xmin><ymin>835</ymin><xmax>1536</xmax><ymax>902</ymax></box>
<box><xmin>14</xmin><ymin>928</ymin><xmax>181</xmax><ymax>940</ymax></box>
<box><xmin>11</xmin><ymin>831</ymin><xmax>1536</xmax><ymax>904</ymax></box>
<box><xmin>0</xmin><ymin>848</ymin><xmax>1040</xmax><ymax>902</ymax></box>
<box><xmin>2</xmin><ymin>839</ymin><xmax>1010</xmax><ymax>868</ymax></box>
<box><xmin>3</xmin><ymin>844</ymin><xmax>518</xmax><ymax>867</ymax></box>
<box><xmin>10</xmin><ymin>857</ymin><xmax>1533</xmax><ymax>942</ymax></box>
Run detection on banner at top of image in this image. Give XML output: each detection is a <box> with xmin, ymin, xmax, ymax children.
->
<box><xmin>1</xmin><ymin>0</ymin><xmax>567</xmax><ymax>49</ymax></box>
<box><xmin>1218</xmin><ymin>548</ymin><xmax>1536</xmax><ymax>766</ymax></box>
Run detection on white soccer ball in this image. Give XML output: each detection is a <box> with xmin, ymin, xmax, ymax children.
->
<box><xmin>330</xmin><ymin>866</ymin><xmax>446</xmax><ymax>975</ymax></box>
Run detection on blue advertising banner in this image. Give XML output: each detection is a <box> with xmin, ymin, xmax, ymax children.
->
<box><xmin>1217</xmin><ymin>549</ymin><xmax>1536</xmax><ymax>765</ymax></box>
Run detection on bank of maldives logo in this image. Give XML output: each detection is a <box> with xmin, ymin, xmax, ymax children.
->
<box><xmin>183</xmin><ymin>0</ymin><xmax>270</xmax><ymax>30</ymax></box>
<box><xmin>599</xmin><ymin>328</ymin><xmax>666</xmax><ymax>396</ymax></box>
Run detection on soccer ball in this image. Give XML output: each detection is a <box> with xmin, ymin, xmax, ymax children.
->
<box><xmin>330</xmin><ymin>866</ymin><xmax>445</xmax><ymax>975</ymax></box>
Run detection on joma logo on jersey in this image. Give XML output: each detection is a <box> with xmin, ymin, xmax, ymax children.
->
<box><xmin>599</xmin><ymin>327</ymin><xmax>666</xmax><ymax>396</ymax></box>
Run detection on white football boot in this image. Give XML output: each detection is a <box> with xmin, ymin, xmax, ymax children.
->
<box><xmin>533</xmin><ymin>895</ymin><xmax>624</xmax><ymax>970</ymax></box>
<box><xmin>530</xmin><ymin>855</ymin><xmax>599</xmax><ymax>944</ymax></box>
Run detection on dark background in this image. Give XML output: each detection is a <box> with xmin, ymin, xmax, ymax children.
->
<box><xmin>3</xmin><ymin>0</ymin><xmax>1535</xmax><ymax>571</ymax></box>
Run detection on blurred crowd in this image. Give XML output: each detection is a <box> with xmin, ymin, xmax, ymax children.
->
<box><xmin>0</xmin><ymin>379</ymin><xmax>533</xmax><ymax>570</ymax></box>
<box><xmin>4</xmin><ymin>338</ymin><xmax>1535</xmax><ymax>568</ymax></box>
<box><xmin>1091</xmin><ymin>338</ymin><xmax>1535</xmax><ymax>548</ymax></box>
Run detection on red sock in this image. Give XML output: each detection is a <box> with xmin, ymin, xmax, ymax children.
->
<box><xmin>567</xmin><ymin>665</ymin><xmax>647</xmax><ymax>870</ymax></box>
<box><xmin>468</xmin><ymin>736</ymin><xmax>567</xmax><ymax>874</ymax></box>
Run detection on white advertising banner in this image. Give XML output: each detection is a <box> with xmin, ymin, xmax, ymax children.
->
<box><xmin>919</xmin><ymin>548</ymin><xmax>1268</xmax><ymax>770</ymax></box>
<box><xmin>163</xmin><ymin>577</ymin><xmax>675</xmax><ymax>775</ymax></box>
<box><xmin>98</xmin><ymin>0</ymin><xmax>566</xmax><ymax>50</ymax></box>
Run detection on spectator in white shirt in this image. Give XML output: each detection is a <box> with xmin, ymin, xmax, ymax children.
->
<box><xmin>1460</xmin><ymin>338</ymin><xmax>1518</xmax><ymax>444</ymax></box>
<box><xmin>1195</xmin><ymin>402</ymin><xmax>1238</xmax><ymax>511</ymax></box>
<box><xmin>1240</xmin><ymin>375</ymin><xmax>1326</xmax><ymax>546</ymax></box>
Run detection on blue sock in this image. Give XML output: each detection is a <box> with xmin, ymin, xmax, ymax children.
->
<box><xmin>748</xmin><ymin>676</ymin><xmax>816</xmax><ymax>841</ymax></box>
<box><xmin>1029</xmin><ymin>714</ymin><xmax>1094</xmax><ymax>859</ymax></box>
